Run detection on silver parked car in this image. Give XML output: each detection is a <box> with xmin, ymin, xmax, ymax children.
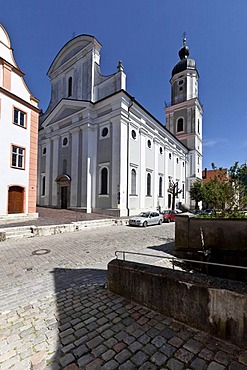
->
<box><xmin>129</xmin><ymin>211</ymin><xmax>163</xmax><ymax>227</ymax></box>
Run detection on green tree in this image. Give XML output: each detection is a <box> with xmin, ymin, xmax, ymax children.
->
<box><xmin>189</xmin><ymin>180</ymin><xmax>204</xmax><ymax>209</ymax></box>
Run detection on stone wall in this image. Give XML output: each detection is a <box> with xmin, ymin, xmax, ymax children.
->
<box><xmin>174</xmin><ymin>215</ymin><xmax>247</xmax><ymax>280</ymax></box>
<box><xmin>108</xmin><ymin>259</ymin><xmax>247</xmax><ymax>347</ymax></box>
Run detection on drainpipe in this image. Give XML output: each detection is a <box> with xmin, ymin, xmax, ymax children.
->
<box><xmin>126</xmin><ymin>97</ymin><xmax>135</xmax><ymax>216</ymax></box>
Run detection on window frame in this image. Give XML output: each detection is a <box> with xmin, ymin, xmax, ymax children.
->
<box><xmin>146</xmin><ymin>173</ymin><xmax>151</xmax><ymax>196</ymax></box>
<box><xmin>158</xmin><ymin>176</ymin><xmax>163</xmax><ymax>197</ymax></box>
<box><xmin>13</xmin><ymin>107</ymin><xmax>27</xmax><ymax>129</ymax></box>
<box><xmin>68</xmin><ymin>76</ymin><xmax>73</xmax><ymax>97</ymax></box>
<box><xmin>100</xmin><ymin>166</ymin><xmax>109</xmax><ymax>195</ymax></box>
<box><xmin>11</xmin><ymin>144</ymin><xmax>25</xmax><ymax>170</ymax></box>
<box><xmin>177</xmin><ymin>117</ymin><xmax>184</xmax><ymax>133</ymax></box>
<box><xmin>130</xmin><ymin>168</ymin><xmax>137</xmax><ymax>195</ymax></box>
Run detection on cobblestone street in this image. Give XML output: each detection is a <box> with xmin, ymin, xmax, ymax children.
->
<box><xmin>0</xmin><ymin>222</ymin><xmax>247</xmax><ymax>369</ymax></box>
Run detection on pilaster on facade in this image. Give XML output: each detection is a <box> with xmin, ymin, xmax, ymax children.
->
<box><xmin>44</xmin><ymin>139</ymin><xmax>52</xmax><ymax>206</ymax></box>
<box><xmin>70</xmin><ymin>128</ymin><xmax>80</xmax><ymax>207</ymax></box>
<box><xmin>51</xmin><ymin>135</ymin><xmax>60</xmax><ymax>206</ymax></box>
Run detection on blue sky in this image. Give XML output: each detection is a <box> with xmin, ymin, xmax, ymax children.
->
<box><xmin>2</xmin><ymin>0</ymin><xmax>247</xmax><ymax>170</ymax></box>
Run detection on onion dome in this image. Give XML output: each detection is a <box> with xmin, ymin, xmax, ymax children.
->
<box><xmin>172</xmin><ymin>37</ymin><xmax>197</xmax><ymax>77</ymax></box>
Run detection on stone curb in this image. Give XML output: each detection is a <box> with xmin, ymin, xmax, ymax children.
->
<box><xmin>0</xmin><ymin>219</ymin><xmax>129</xmax><ymax>242</ymax></box>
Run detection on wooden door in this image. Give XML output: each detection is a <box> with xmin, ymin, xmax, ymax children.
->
<box><xmin>61</xmin><ymin>186</ymin><xmax>68</xmax><ymax>209</ymax></box>
<box><xmin>8</xmin><ymin>186</ymin><xmax>24</xmax><ymax>214</ymax></box>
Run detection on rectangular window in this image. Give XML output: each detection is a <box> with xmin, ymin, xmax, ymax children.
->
<box><xmin>12</xmin><ymin>145</ymin><xmax>25</xmax><ymax>169</ymax></box>
<box><xmin>13</xmin><ymin>108</ymin><xmax>26</xmax><ymax>127</ymax></box>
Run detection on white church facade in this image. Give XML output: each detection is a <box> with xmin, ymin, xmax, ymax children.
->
<box><xmin>37</xmin><ymin>35</ymin><xmax>202</xmax><ymax>216</ymax></box>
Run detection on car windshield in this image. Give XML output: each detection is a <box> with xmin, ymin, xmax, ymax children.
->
<box><xmin>138</xmin><ymin>212</ymin><xmax>150</xmax><ymax>218</ymax></box>
<box><xmin>162</xmin><ymin>210</ymin><xmax>170</xmax><ymax>214</ymax></box>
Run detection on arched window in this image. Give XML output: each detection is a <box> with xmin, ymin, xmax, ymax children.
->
<box><xmin>147</xmin><ymin>173</ymin><xmax>151</xmax><ymax>196</ymax></box>
<box><xmin>101</xmin><ymin>167</ymin><xmax>108</xmax><ymax>195</ymax></box>
<box><xmin>177</xmin><ymin>118</ymin><xmax>184</xmax><ymax>132</ymax></box>
<box><xmin>131</xmin><ymin>169</ymin><xmax>136</xmax><ymax>195</ymax></box>
<box><xmin>68</xmin><ymin>77</ymin><xmax>73</xmax><ymax>97</ymax></box>
<box><xmin>42</xmin><ymin>176</ymin><xmax>45</xmax><ymax>196</ymax></box>
<box><xmin>159</xmin><ymin>177</ymin><xmax>163</xmax><ymax>197</ymax></box>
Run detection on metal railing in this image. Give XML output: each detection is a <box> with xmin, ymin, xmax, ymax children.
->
<box><xmin>114</xmin><ymin>250</ymin><xmax>247</xmax><ymax>271</ymax></box>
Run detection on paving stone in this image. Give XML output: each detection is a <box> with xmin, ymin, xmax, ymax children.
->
<box><xmin>102</xmin><ymin>349</ymin><xmax>115</xmax><ymax>361</ymax></box>
<box><xmin>175</xmin><ymin>348</ymin><xmax>194</xmax><ymax>363</ymax></box>
<box><xmin>73</xmin><ymin>344</ymin><xmax>89</xmax><ymax>358</ymax></box>
<box><xmin>151</xmin><ymin>335</ymin><xmax>167</xmax><ymax>348</ymax></box>
<box><xmin>85</xmin><ymin>358</ymin><xmax>104</xmax><ymax>370</ymax></box>
<box><xmin>129</xmin><ymin>340</ymin><xmax>142</xmax><ymax>353</ymax></box>
<box><xmin>61</xmin><ymin>334</ymin><xmax>76</xmax><ymax>345</ymax></box>
<box><xmin>61</xmin><ymin>343</ymin><xmax>75</xmax><ymax>354</ymax></box>
<box><xmin>99</xmin><ymin>359</ymin><xmax>117</xmax><ymax>369</ymax></box>
<box><xmin>142</xmin><ymin>343</ymin><xmax>157</xmax><ymax>356</ymax></box>
<box><xmin>166</xmin><ymin>358</ymin><xmax>184</xmax><ymax>370</ymax></box>
<box><xmin>131</xmin><ymin>350</ymin><xmax>149</xmax><ymax>366</ymax></box>
<box><xmin>160</xmin><ymin>343</ymin><xmax>177</xmax><ymax>357</ymax></box>
<box><xmin>91</xmin><ymin>344</ymin><xmax>107</xmax><ymax>357</ymax></box>
<box><xmin>207</xmin><ymin>362</ymin><xmax>226</xmax><ymax>370</ymax></box>
<box><xmin>113</xmin><ymin>342</ymin><xmax>126</xmax><ymax>353</ymax></box>
<box><xmin>139</xmin><ymin>362</ymin><xmax>157</xmax><ymax>370</ymax></box>
<box><xmin>119</xmin><ymin>360</ymin><xmax>136</xmax><ymax>370</ymax></box>
<box><xmin>151</xmin><ymin>351</ymin><xmax>168</xmax><ymax>366</ymax></box>
<box><xmin>183</xmin><ymin>338</ymin><xmax>204</xmax><ymax>354</ymax></box>
<box><xmin>104</xmin><ymin>337</ymin><xmax>118</xmax><ymax>348</ymax></box>
<box><xmin>214</xmin><ymin>350</ymin><xmax>232</xmax><ymax>365</ymax></box>
<box><xmin>62</xmin><ymin>364</ymin><xmax>79</xmax><ymax>370</ymax></box>
<box><xmin>59</xmin><ymin>353</ymin><xmax>75</xmax><ymax>368</ymax></box>
<box><xmin>168</xmin><ymin>336</ymin><xmax>184</xmax><ymax>348</ymax></box>
<box><xmin>77</xmin><ymin>353</ymin><xmax>94</xmax><ymax>368</ymax></box>
<box><xmin>86</xmin><ymin>335</ymin><xmax>104</xmax><ymax>349</ymax></box>
<box><xmin>199</xmin><ymin>347</ymin><xmax>215</xmax><ymax>361</ymax></box>
<box><xmin>59</xmin><ymin>322</ymin><xmax>71</xmax><ymax>332</ymax></box>
<box><xmin>115</xmin><ymin>348</ymin><xmax>132</xmax><ymax>364</ymax></box>
<box><xmin>229</xmin><ymin>362</ymin><xmax>247</xmax><ymax>370</ymax></box>
<box><xmin>190</xmin><ymin>357</ymin><xmax>207</xmax><ymax>370</ymax></box>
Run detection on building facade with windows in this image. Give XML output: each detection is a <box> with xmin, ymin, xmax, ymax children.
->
<box><xmin>0</xmin><ymin>24</ymin><xmax>39</xmax><ymax>219</ymax></box>
<box><xmin>38</xmin><ymin>35</ymin><xmax>202</xmax><ymax>216</ymax></box>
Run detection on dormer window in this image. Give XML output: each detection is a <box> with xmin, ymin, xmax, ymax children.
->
<box><xmin>68</xmin><ymin>77</ymin><xmax>73</xmax><ymax>97</ymax></box>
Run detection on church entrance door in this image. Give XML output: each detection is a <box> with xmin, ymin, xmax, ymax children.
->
<box><xmin>8</xmin><ymin>186</ymin><xmax>24</xmax><ymax>214</ymax></box>
<box><xmin>61</xmin><ymin>186</ymin><xmax>68</xmax><ymax>209</ymax></box>
<box><xmin>55</xmin><ymin>175</ymin><xmax>71</xmax><ymax>209</ymax></box>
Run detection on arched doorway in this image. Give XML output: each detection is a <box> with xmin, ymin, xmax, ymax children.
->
<box><xmin>8</xmin><ymin>186</ymin><xmax>24</xmax><ymax>214</ymax></box>
<box><xmin>55</xmin><ymin>175</ymin><xmax>71</xmax><ymax>209</ymax></box>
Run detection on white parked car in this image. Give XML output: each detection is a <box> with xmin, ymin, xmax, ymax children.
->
<box><xmin>129</xmin><ymin>211</ymin><xmax>163</xmax><ymax>227</ymax></box>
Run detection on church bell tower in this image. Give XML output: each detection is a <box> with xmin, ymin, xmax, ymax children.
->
<box><xmin>165</xmin><ymin>37</ymin><xmax>203</xmax><ymax>206</ymax></box>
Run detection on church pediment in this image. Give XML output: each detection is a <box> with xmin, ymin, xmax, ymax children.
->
<box><xmin>41</xmin><ymin>99</ymin><xmax>88</xmax><ymax>128</ymax></box>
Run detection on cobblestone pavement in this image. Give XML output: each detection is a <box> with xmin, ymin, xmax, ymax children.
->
<box><xmin>0</xmin><ymin>223</ymin><xmax>247</xmax><ymax>369</ymax></box>
<box><xmin>0</xmin><ymin>207</ymin><xmax>114</xmax><ymax>228</ymax></box>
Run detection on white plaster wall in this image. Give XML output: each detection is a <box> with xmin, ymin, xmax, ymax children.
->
<box><xmin>0</xmin><ymin>94</ymin><xmax>31</xmax><ymax>214</ymax></box>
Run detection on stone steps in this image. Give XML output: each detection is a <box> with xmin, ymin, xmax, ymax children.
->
<box><xmin>0</xmin><ymin>218</ymin><xmax>129</xmax><ymax>241</ymax></box>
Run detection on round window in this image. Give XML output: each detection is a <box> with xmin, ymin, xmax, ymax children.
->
<box><xmin>63</xmin><ymin>137</ymin><xmax>68</xmax><ymax>146</ymax></box>
<box><xmin>131</xmin><ymin>130</ymin><xmax>136</xmax><ymax>140</ymax></box>
<box><xmin>147</xmin><ymin>140</ymin><xmax>151</xmax><ymax>148</ymax></box>
<box><xmin>102</xmin><ymin>127</ymin><xmax>108</xmax><ymax>137</ymax></box>
<box><xmin>178</xmin><ymin>79</ymin><xmax>184</xmax><ymax>85</ymax></box>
